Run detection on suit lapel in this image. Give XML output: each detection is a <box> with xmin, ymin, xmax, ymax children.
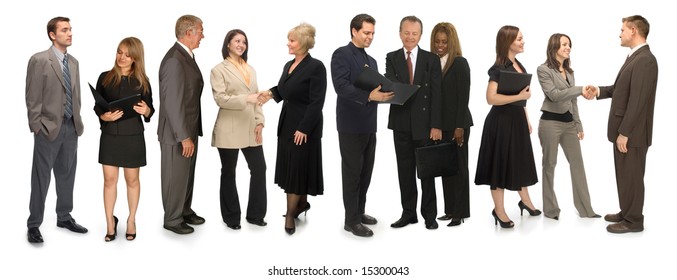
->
<box><xmin>223</xmin><ymin>60</ymin><xmax>251</xmax><ymax>89</ymax></box>
<box><xmin>395</xmin><ymin>49</ymin><xmax>410</xmax><ymax>84</ymax></box>
<box><xmin>47</xmin><ymin>49</ymin><xmax>68</xmax><ymax>92</ymax></box>
<box><xmin>174</xmin><ymin>43</ymin><xmax>202</xmax><ymax>77</ymax></box>
<box><xmin>614</xmin><ymin>45</ymin><xmax>649</xmax><ymax>84</ymax></box>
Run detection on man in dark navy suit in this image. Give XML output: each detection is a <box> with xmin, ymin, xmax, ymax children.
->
<box><xmin>330</xmin><ymin>14</ymin><xmax>393</xmax><ymax>237</ymax></box>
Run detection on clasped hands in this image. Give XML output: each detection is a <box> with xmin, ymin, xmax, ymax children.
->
<box><xmin>248</xmin><ymin>91</ymin><xmax>273</xmax><ymax>106</ymax></box>
<box><xmin>581</xmin><ymin>85</ymin><xmax>598</xmax><ymax>100</ymax></box>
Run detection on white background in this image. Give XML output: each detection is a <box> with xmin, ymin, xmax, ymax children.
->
<box><xmin>2</xmin><ymin>0</ymin><xmax>674</xmax><ymax>279</ymax></box>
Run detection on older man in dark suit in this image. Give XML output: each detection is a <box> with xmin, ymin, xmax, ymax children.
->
<box><xmin>589</xmin><ymin>15</ymin><xmax>658</xmax><ymax>234</ymax></box>
<box><xmin>158</xmin><ymin>15</ymin><xmax>205</xmax><ymax>234</ymax></box>
<box><xmin>331</xmin><ymin>14</ymin><xmax>393</xmax><ymax>238</ymax></box>
<box><xmin>385</xmin><ymin>15</ymin><xmax>442</xmax><ymax>230</ymax></box>
<box><xmin>25</xmin><ymin>16</ymin><xmax>87</xmax><ymax>243</ymax></box>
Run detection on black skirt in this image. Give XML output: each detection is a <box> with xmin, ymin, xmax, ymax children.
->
<box><xmin>98</xmin><ymin>133</ymin><xmax>147</xmax><ymax>168</ymax></box>
<box><xmin>274</xmin><ymin>137</ymin><xmax>324</xmax><ymax>195</ymax></box>
<box><xmin>474</xmin><ymin>105</ymin><xmax>538</xmax><ymax>190</ymax></box>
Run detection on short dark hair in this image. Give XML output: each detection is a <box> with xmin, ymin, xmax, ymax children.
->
<box><xmin>623</xmin><ymin>15</ymin><xmax>650</xmax><ymax>39</ymax></box>
<box><xmin>350</xmin><ymin>14</ymin><xmax>375</xmax><ymax>38</ymax></box>
<box><xmin>47</xmin><ymin>16</ymin><xmax>70</xmax><ymax>42</ymax></box>
<box><xmin>221</xmin><ymin>29</ymin><xmax>249</xmax><ymax>61</ymax></box>
<box><xmin>399</xmin><ymin>15</ymin><xmax>422</xmax><ymax>32</ymax></box>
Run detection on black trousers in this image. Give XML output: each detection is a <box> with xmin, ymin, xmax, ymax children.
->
<box><xmin>338</xmin><ymin>132</ymin><xmax>376</xmax><ymax>225</ymax></box>
<box><xmin>217</xmin><ymin>146</ymin><xmax>267</xmax><ymax>225</ymax></box>
<box><xmin>440</xmin><ymin>128</ymin><xmax>470</xmax><ymax>218</ymax></box>
<box><xmin>393</xmin><ymin>130</ymin><xmax>437</xmax><ymax>222</ymax></box>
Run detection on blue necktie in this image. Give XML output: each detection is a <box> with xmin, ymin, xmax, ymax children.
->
<box><xmin>63</xmin><ymin>55</ymin><xmax>73</xmax><ymax>119</ymax></box>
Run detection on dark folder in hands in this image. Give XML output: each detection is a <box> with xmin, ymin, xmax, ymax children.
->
<box><xmin>89</xmin><ymin>83</ymin><xmax>141</xmax><ymax>119</ymax></box>
<box><xmin>353</xmin><ymin>66</ymin><xmax>419</xmax><ymax>105</ymax></box>
<box><xmin>497</xmin><ymin>71</ymin><xmax>532</xmax><ymax>95</ymax></box>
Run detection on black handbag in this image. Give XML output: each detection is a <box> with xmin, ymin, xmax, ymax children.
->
<box><xmin>415</xmin><ymin>141</ymin><xmax>459</xmax><ymax>179</ymax></box>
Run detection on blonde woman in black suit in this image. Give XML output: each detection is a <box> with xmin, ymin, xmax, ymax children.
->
<box><xmin>430</xmin><ymin>22</ymin><xmax>473</xmax><ymax>227</ymax></box>
<box><xmin>260</xmin><ymin>23</ymin><xmax>327</xmax><ymax>235</ymax></box>
<box><xmin>536</xmin><ymin>33</ymin><xmax>599</xmax><ymax>220</ymax></box>
<box><xmin>96</xmin><ymin>37</ymin><xmax>154</xmax><ymax>241</ymax></box>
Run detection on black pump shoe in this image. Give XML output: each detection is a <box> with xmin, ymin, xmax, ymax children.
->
<box><xmin>518</xmin><ymin>201</ymin><xmax>542</xmax><ymax>216</ymax></box>
<box><xmin>105</xmin><ymin>216</ymin><xmax>118</xmax><ymax>242</ymax></box>
<box><xmin>492</xmin><ymin>209</ymin><xmax>514</xmax><ymax>228</ymax></box>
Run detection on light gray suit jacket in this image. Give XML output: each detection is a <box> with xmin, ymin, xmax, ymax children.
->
<box><xmin>157</xmin><ymin>42</ymin><xmax>204</xmax><ymax>145</ymax></box>
<box><xmin>26</xmin><ymin>47</ymin><xmax>84</xmax><ymax>141</ymax></box>
<box><xmin>536</xmin><ymin>64</ymin><xmax>583</xmax><ymax>132</ymax></box>
<box><xmin>209</xmin><ymin>59</ymin><xmax>264</xmax><ymax>149</ymax></box>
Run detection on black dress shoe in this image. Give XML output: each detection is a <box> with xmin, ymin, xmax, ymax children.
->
<box><xmin>390</xmin><ymin>217</ymin><xmax>418</xmax><ymax>228</ymax></box>
<box><xmin>27</xmin><ymin>227</ymin><xmax>43</xmax><ymax>243</ymax></box>
<box><xmin>344</xmin><ymin>224</ymin><xmax>374</xmax><ymax>237</ymax></box>
<box><xmin>226</xmin><ymin>224</ymin><xmax>241</xmax><ymax>230</ymax></box>
<box><xmin>183</xmin><ymin>213</ymin><xmax>205</xmax><ymax>225</ymax></box>
<box><xmin>425</xmin><ymin>221</ymin><xmax>439</xmax><ymax>230</ymax></box>
<box><xmin>163</xmin><ymin>222</ymin><xmax>194</xmax><ymax>234</ymax></box>
<box><xmin>57</xmin><ymin>218</ymin><xmax>88</xmax><ymax>233</ymax></box>
<box><xmin>361</xmin><ymin>214</ymin><xmax>378</xmax><ymax>225</ymax></box>
<box><xmin>437</xmin><ymin>214</ymin><xmax>453</xmax><ymax>221</ymax></box>
<box><xmin>246</xmin><ymin>218</ymin><xmax>267</xmax><ymax>226</ymax></box>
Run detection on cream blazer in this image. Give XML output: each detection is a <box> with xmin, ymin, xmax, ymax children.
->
<box><xmin>210</xmin><ymin>59</ymin><xmax>264</xmax><ymax>149</ymax></box>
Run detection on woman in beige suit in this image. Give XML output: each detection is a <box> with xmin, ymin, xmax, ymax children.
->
<box><xmin>210</xmin><ymin>29</ymin><xmax>267</xmax><ymax>229</ymax></box>
<box><xmin>536</xmin><ymin>33</ymin><xmax>599</xmax><ymax>220</ymax></box>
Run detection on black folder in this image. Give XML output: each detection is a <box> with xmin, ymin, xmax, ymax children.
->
<box><xmin>353</xmin><ymin>66</ymin><xmax>419</xmax><ymax>105</ymax></box>
<box><xmin>497</xmin><ymin>71</ymin><xmax>532</xmax><ymax>95</ymax></box>
<box><xmin>89</xmin><ymin>83</ymin><xmax>141</xmax><ymax>119</ymax></box>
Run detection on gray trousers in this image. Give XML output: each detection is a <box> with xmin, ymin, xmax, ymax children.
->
<box><xmin>28</xmin><ymin>118</ymin><xmax>78</xmax><ymax>228</ymax></box>
<box><xmin>538</xmin><ymin>119</ymin><xmax>596</xmax><ymax>218</ymax></box>
<box><xmin>160</xmin><ymin>138</ymin><xmax>198</xmax><ymax>227</ymax></box>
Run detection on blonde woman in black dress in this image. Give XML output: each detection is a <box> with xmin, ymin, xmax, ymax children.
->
<box><xmin>95</xmin><ymin>37</ymin><xmax>154</xmax><ymax>241</ymax></box>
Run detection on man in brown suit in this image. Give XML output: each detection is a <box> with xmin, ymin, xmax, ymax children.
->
<box><xmin>587</xmin><ymin>15</ymin><xmax>658</xmax><ymax>233</ymax></box>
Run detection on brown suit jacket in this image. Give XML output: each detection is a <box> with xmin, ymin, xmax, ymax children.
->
<box><xmin>598</xmin><ymin>45</ymin><xmax>658</xmax><ymax>148</ymax></box>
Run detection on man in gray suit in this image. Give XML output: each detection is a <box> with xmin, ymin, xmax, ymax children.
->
<box><xmin>588</xmin><ymin>15</ymin><xmax>658</xmax><ymax>234</ymax></box>
<box><xmin>158</xmin><ymin>15</ymin><xmax>205</xmax><ymax>234</ymax></box>
<box><xmin>25</xmin><ymin>16</ymin><xmax>87</xmax><ymax>243</ymax></box>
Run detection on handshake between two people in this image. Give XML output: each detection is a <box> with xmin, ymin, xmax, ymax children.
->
<box><xmin>245</xmin><ymin>90</ymin><xmax>274</xmax><ymax>106</ymax></box>
<box><xmin>581</xmin><ymin>85</ymin><xmax>598</xmax><ymax>100</ymax></box>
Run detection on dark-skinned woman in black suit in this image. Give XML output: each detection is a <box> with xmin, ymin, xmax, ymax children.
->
<box><xmin>430</xmin><ymin>22</ymin><xmax>473</xmax><ymax>227</ymax></box>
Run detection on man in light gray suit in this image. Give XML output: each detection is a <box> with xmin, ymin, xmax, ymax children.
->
<box><xmin>158</xmin><ymin>15</ymin><xmax>205</xmax><ymax>234</ymax></box>
<box><xmin>25</xmin><ymin>16</ymin><xmax>87</xmax><ymax>243</ymax></box>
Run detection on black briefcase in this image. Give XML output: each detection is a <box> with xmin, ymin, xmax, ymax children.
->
<box><xmin>415</xmin><ymin>141</ymin><xmax>458</xmax><ymax>179</ymax></box>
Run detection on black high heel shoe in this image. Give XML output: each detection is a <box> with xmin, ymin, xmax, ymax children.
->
<box><xmin>284</xmin><ymin>217</ymin><xmax>296</xmax><ymax>235</ymax></box>
<box><xmin>518</xmin><ymin>201</ymin><xmax>542</xmax><ymax>216</ymax></box>
<box><xmin>294</xmin><ymin>202</ymin><xmax>311</xmax><ymax>218</ymax></box>
<box><xmin>126</xmin><ymin>218</ymin><xmax>136</xmax><ymax>241</ymax></box>
<box><xmin>492</xmin><ymin>210</ymin><xmax>514</xmax><ymax>228</ymax></box>
<box><xmin>105</xmin><ymin>216</ymin><xmax>118</xmax><ymax>242</ymax></box>
<box><xmin>447</xmin><ymin>217</ymin><xmax>464</xmax><ymax>227</ymax></box>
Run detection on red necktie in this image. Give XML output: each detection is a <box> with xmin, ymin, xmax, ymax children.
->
<box><xmin>406</xmin><ymin>51</ymin><xmax>413</xmax><ymax>85</ymax></box>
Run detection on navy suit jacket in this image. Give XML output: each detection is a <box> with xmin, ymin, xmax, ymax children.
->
<box><xmin>331</xmin><ymin>42</ymin><xmax>379</xmax><ymax>134</ymax></box>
